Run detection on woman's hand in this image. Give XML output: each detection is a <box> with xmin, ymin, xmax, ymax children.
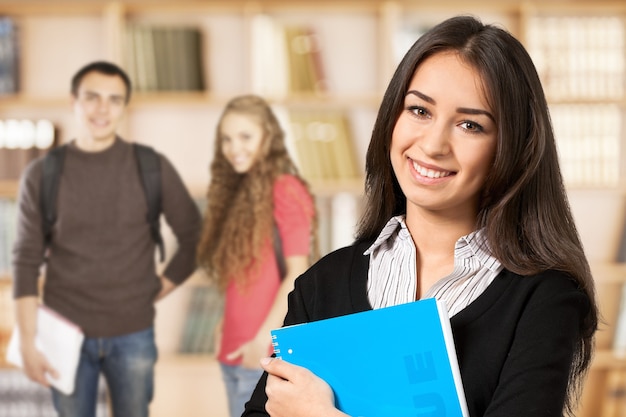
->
<box><xmin>154</xmin><ymin>276</ymin><xmax>176</xmax><ymax>301</ymax></box>
<box><xmin>260</xmin><ymin>357</ymin><xmax>349</xmax><ymax>417</ymax></box>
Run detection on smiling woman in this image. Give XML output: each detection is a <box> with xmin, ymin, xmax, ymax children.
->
<box><xmin>196</xmin><ymin>95</ymin><xmax>318</xmax><ymax>417</ymax></box>
<box><xmin>219</xmin><ymin>112</ymin><xmax>266</xmax><ymax>174</ymax></box>
<box><xmin>390</xmin><ymin>51</ymin><xmax>498</xmax><ymax>230</ymax></box>
<box><xmin>243</xmin><ymin>15</ymin><xmax>599</xmax><ymax>417</ymax></box>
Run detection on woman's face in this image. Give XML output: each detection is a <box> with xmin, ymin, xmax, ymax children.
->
<box><xmin>220</xmin><ymin>112</ymin><xmax>266</xmax><ymax>173</ymax></box>
<box><xmin>390</xmin><ymin>51</ymin><xmax>497</xmax><ymax>220</ymax></box>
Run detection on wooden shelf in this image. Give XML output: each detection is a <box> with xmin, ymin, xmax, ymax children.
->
<box><xmin>546</xmin><ymin>97</ymin><xmax>626</xmax><ymax>106</ymax></box>
<box><xmin>0</xmin><ymin>2</ymin><xmax>109</xmax><ymax>16</ymax></box>
<box><xmin>0</xmin><ymin>95</ymin><xmax>70</xmax><ymax>110</ymax></box>
<box><xmin>592</xmin><ymin>349</ymin><xmax>626</xmax><ymax>370</ymax></box>
<box><xmin>0</xmin><ymin>91</ymin><xmax>382</xmax><ymax>112</ymax></box>
<box><xmin>591</xmin><ymin>263</ymin><xmax>626</xmax><ymax>284</ymax></box>
<box><xmin>0</xmin><ymin>181</ymin><xmax>19</xmax><ymax>199</ymax></box>
<box><xmin>309</xmin><ymin>178</ymin><xmax>364</xmax><ymax>196</ymax></box>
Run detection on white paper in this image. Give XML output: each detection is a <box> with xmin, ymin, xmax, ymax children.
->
<box><xmin>6</xmin><ymin>305</ymin><xmax>84</xmax><ymax>395</ymax></box>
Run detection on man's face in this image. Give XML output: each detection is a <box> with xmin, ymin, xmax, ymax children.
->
<box><xmin>71</xmin><ymin>71</ymin><xmax>128</xmax><ymax>145</ymax></box>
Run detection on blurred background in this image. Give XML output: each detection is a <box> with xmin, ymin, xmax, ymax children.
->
<box><xmin>0</xmin><ymin>0</ymin><xmax>624</xmax><ymax>416</ymax></box>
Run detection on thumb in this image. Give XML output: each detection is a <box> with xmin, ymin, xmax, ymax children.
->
<box><xmin>47</xmin><ymin>364</ymin><xmax>60</xmax><ymax>380</ymax></box>
<box><xmin>40</xmin><ymin>354</ymin><xmax>59</xmax><ymax>381</ymax></box>
<box><xmin>260</xmin><ymin>356</ymin><xmax>294</xmax><ymax>380</ymax></box>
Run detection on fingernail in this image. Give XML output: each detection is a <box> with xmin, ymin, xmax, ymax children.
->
<box><xmin>260</xmin><ymin>357</ymin><xmax>273</xmax><ymax>366</ymax></box>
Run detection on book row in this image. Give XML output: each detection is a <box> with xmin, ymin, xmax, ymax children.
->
<box><xmin>600</xmin><ymin>369</ymin><xmax>626</xmax><ymax>417</ymax></box>
<box><xmin>178</xmin><ymin>285</ymin><xmax>223</xmax><ymax>354</ymax></box>
<box><xmin>282</xmin><ymin>108</ymin><xmax>361</xmax><ymax>182</ymax></box>
<box><xmin>252</xmin><ymin>16</ymin><xmax>327</xmax><ymax>97</ymax></box>
<box><xmin>0</xmin><ymin>16</ymin><xmax>18</xmax><ymax>95</ymax></box>
<box><xmin>0</xmin><ymin>118</ymin><xmax>56</xmax><ymax>181</ymax></box>
<box><xmin>124</xmin><ymin>19</ymin><xmax>328</xmax><ymax>96</ymax></box>
<box><xmin>0</xmin><ymin>199</ymin><xmax>16</xmax><ymax>277</ymax></box>
<box><xmin>526</xmin><ymin>15</ymin><xmax>625</xmax><ymax>101</ymax></box>
<box><xmin>124</xmin><ymin>25</ymin><xmax>206</xmax><ymax>93</ymax></box>
<box><xmin>550</xmin><ymin>104</ymin><xmax>621</xmax><ymax>188</ymax></box>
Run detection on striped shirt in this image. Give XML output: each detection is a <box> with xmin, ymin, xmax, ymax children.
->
<box><xmin>364</xmin><ymin>215</ymin><xmax>502</xmax><ymax>317</ymax></box>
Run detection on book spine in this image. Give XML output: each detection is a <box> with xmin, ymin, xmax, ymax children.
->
<box><xmin>601</xmin><ymin>369</ymin><xmax>626</xmax><ymax>417</ymax></box>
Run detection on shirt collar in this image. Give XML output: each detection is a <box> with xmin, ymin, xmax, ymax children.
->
<box><xmin>363</xmin><ymin>215</ymin><xmax>406</xmax><ymax>255</ymax></box>
<box><xmin>364</xmin><ymin>215</ymin><xmax>500</xmax><ymax>272</ymax></box>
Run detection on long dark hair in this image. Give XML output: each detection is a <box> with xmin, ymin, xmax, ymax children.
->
<box><xmin>356</xmin><ymin>15</ymin><xmax>597</xmax><ymax>415</ymax></box>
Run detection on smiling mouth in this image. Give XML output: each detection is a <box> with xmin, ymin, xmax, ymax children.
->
<box><xmin>91</xmin><ymin>119</ymin><xmax>109</xmax><ymax>128</ymax></box>
<box><xmin>232</xmin><ymin>156</ymin><xmax>248</xmax><ymax>165</ymax></box>
<box><xmin>412</xmin><ymin>160</ymin><xmax>454</xmax><ymax>179</ymax></box>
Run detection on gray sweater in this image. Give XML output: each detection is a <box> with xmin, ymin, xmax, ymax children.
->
<box><xmin>12</xmin><ymin>138</ymin><xmax>202</xmax><ymax>337</ymax></box>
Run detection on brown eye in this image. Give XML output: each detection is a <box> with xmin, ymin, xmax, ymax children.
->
<box><xmin>459</xmin><ymin>121</ymin><xmax>484</xmax><ymax>133</ymax></box>
<box><xmin>408</xmin><ymin>106</ymin><xmax>429</xmax><ymax>118</ymax></box>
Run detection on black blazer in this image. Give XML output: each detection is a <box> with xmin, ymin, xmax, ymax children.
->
<box><xmin>243</xmin><ymin>240</ymin><xmax>589</xmax><ymax>417</ymax></box>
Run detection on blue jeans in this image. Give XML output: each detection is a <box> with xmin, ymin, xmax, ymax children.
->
<box><xmin>51</xmin><ymin>327</ymin><xmax>158</xmax><ymax>417</ymax></box>
<box><xmin>220</xmin><ymin>363</ymin><xmax>264</xmax><ymax>417</ymax></box>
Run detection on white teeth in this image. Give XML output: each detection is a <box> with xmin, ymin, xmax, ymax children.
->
<box><xmin>412</xmin><ymin>160</ymin><xmax>451</xmax><ymax>179</ymax></box>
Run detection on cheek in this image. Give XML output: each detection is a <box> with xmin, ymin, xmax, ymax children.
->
<box><xmin>390</xmin><ymin>117</ymin><xmax>421</xmax><ymax>152</ymax></box>
<box><xmin>220</xmin><ymin>142</ymin><xmax>230</xmax><ymax>157</ymax></box>
<box><xmin>390</xmin><ymin>124</ymin><xmax>413</xmax><ymax>166</ymax></box>
<box><xmin>462</xmin><ymin>144</ymin><xmax>496</xmax><ymax>184</ymax></box>
<box><xmin>389</xmin><ymin>139</ymin><xmax>403</xmax><ymax>175</ymax></box>
<box><xmin>74</xmin><ymin>103</ymin><xmax>90</xmax><ymax>117</ymax></box>
<box><xmin>111</xmin><ymin>106</ymin><xmax>126</xmax><ymax>119</ymax></box>
<box><xmin>250</xmin><ymin>137</ymin><xmax>266</xmax><ymax>157</ymax></box>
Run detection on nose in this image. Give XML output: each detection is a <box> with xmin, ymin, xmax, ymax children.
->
<box><xmin>419</xmin><ymin>122</ymin><xmax>451</xmax><ymax>157</ymax></box>
<box><xmin>228</xmin><ymin>138</ymin><xmax>242</xmax><ymax>153</ymax></box>
<box><xmin>96</xmin><ymin>98</ymin><xmax>110</xmax><ymax>113</ymax></box>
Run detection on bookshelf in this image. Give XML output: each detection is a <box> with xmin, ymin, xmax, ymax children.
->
<box><xmin>0</xmin><ymin>0</ymin><xmax>623</xmax><ymax>415</ymax></box>
<box><xmin>0</xmin><ymin>181</ymin><xmax>18</xmax><ymax>198</ymax></box>
<box><xmin>583</xmin><ymin>262</ymin><xmax>626</xmax><ymax>417</ymax></box>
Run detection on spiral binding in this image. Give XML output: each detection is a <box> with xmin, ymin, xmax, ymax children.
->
<box><xmin>271</xmin><ymin>334</ymin><xmax>282</xmax><ymax>358</ymax></box>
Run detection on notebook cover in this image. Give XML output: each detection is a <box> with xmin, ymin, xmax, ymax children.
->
<box><xmin>6</xmin><ymin>304</ymin><xmax>85</xmax><ymax>395</ymax></box>
<box><xmin>270</xmin><ymin>297</ymin><xmax>469</xmax><ymax>417</ymax></box>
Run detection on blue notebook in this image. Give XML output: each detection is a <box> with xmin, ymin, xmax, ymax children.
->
<box><xmin>270</xmin><ymin>298</ymin><xmax>469</xmax><ymax>417</ymax></box>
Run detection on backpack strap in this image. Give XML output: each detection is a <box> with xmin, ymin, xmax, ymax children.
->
<box><xmin>133</xmin><ymin>143</ymin><xmax>165</xmax><ymax>262</ymax></box>
<box><xmin>273</xmin><ymin>222</ymin><xmax>286</xmax><ymax>281</ymax></box>
<box><xmin>40</xmin><ymin>145</ymin><xmax>67</xmax><ymax>247</ymax></box>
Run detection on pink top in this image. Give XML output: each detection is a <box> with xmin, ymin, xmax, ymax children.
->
<box><xmin>218</xmin><ymin>174</ymin><xmax>314</xmax><ymax>365</ymax></box>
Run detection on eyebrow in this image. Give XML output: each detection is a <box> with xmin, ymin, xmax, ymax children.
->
<box><xmin>406</xmin><ymin>90</ymin><xmax>495</xmax><ymax>122</ymax></box>
<box><xmin>84</xmin><ymin>90</ymin><xmax>126</xmax><ymax>101</ymax></box>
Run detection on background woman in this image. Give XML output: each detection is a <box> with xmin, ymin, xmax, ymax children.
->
<box><xmin>196</xmin><ymin>95</ymin><xmax>317</xmax><ymax>417</ymax></box>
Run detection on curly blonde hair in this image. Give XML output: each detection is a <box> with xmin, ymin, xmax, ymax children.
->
<box><xmin>197</xmin><ymin>95</ymin><xmax>318</xmax><ymax>291</ymax></box>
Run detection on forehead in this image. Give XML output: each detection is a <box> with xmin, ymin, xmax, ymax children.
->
<box><xmin>221</xmin><ymin>111</ymin><xmax>263</xmax><ymax>129</ymax></box>
<box><xmin>77</xmin><ymin>71</ymin><xmax>127</xmax><ymax>97</ymax></box>
<box><xmin>410</xmin><ymin>52</ymin><xmax>491</xmax><ymax>108</ymax></box>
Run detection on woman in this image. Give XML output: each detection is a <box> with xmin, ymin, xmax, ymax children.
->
<box><xmin>196</xmin><ymin>95</ymin><xmax>317</xmax><ymax>417</ymax></box>
<box><xmin>243</xmin><ymin>15</ymin><xmax>598</xmax><ymax>417</ymax></box>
